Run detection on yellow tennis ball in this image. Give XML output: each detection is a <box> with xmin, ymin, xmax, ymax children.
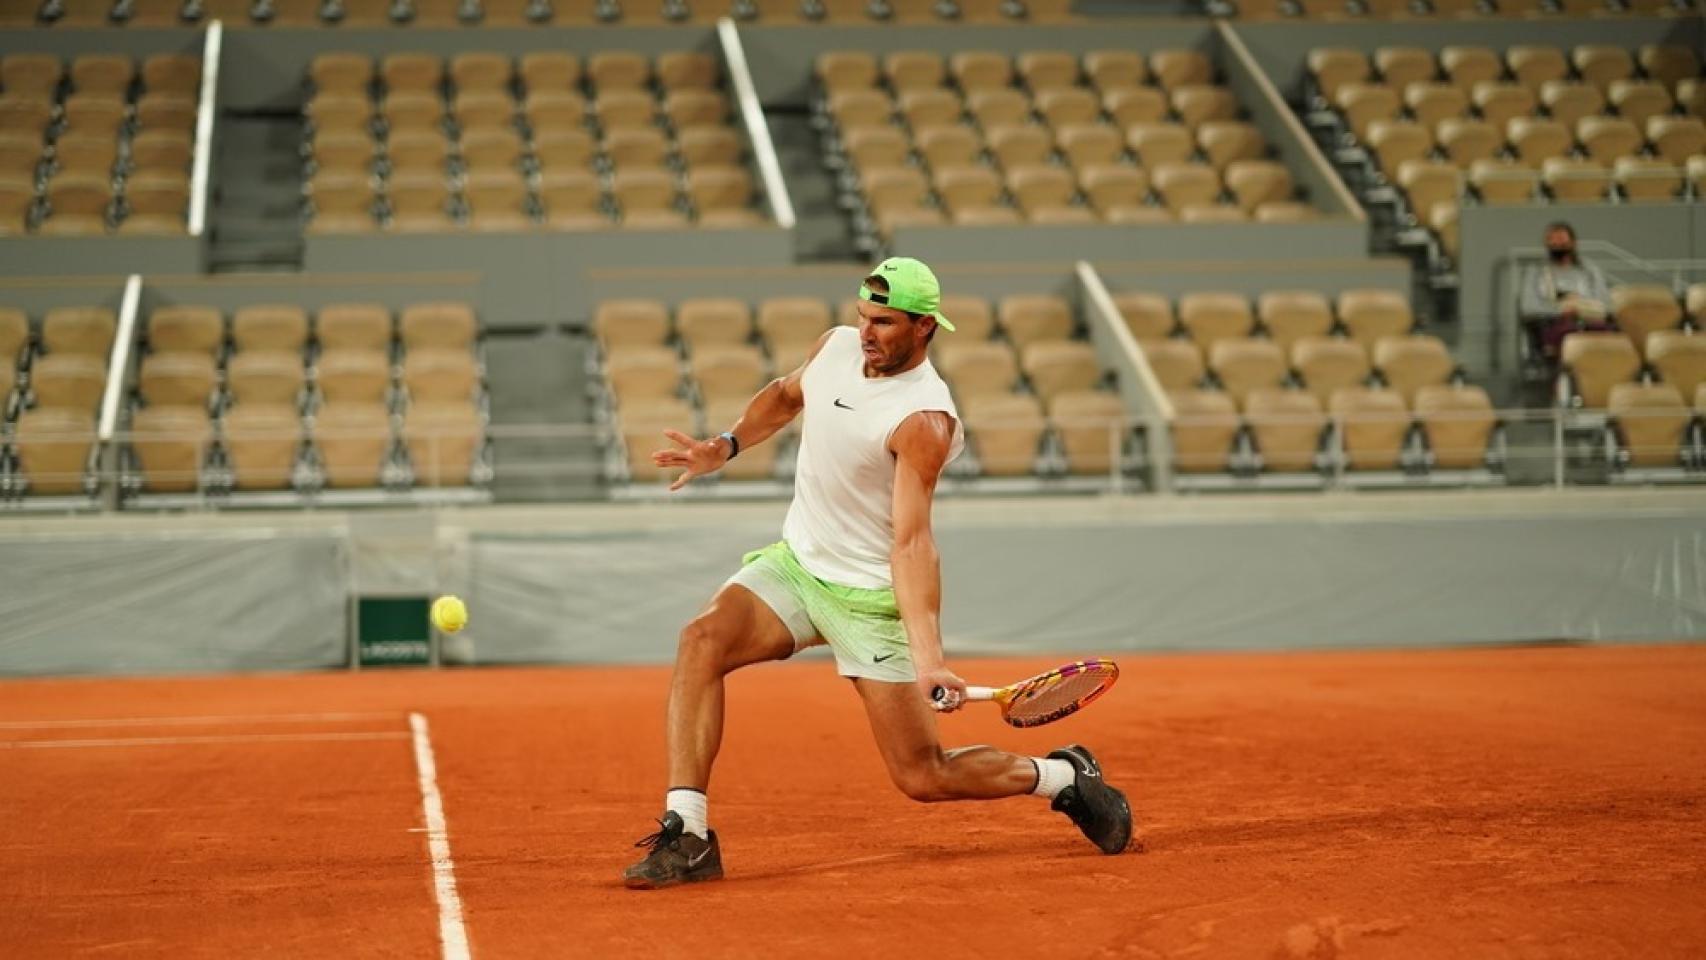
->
<box><xmin>430</xmin><ymin>596</ymin><xmax>468</xmax><ymax>634</ymax></box>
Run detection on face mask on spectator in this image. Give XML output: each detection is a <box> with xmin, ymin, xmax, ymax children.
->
<box><xmin>1547</xmin><ymin>245</ymin><xmax>1572</xmax><ymax>263</ymax></box>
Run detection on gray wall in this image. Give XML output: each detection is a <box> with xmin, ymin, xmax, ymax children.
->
<box><xmin>1092</xmin><ymin>254</ymin><xmax>1411</xmax><ymax>299</ymax></box>
<box><xmin>0</xmin><ymin>276</ymin><xmax>133</xmax><ymax>317</ymax></box>
<box><xmin>0</xmin><ymin>237</ymin><xmax>206</xmax><ymax>278</ymax></box>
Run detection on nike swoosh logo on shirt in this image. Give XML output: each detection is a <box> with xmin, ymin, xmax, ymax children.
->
<box><xmin>834</xmin><ymin>398</ymin><xmax>854</xmax><ymax>410</ymax></box>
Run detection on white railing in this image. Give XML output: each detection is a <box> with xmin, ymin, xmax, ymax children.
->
<box><xmin>717</xmin><ymin>17</ymin><xmax>796</xmax><ymax>229</ymax></box>
<box><xmin>187</xmin><ymin>20</ymin><xmax>223</xmax><ymax>238</ymax></box>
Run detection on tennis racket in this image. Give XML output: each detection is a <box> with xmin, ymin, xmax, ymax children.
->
<box><xmin>931</xmin><ymin>658</ymin><xmax>1120</xmax><ymax>728</ymax></box>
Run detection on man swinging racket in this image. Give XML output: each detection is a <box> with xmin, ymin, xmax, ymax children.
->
<box><xmin>625</xmin><ymin>257</ymin><xmax>1133</xmax><ymax>889</ymax></box>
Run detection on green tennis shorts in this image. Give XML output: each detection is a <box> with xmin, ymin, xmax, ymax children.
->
<box><xmin>727</xmin><ymin>540</ymin><xmax>914</xmax><ymax>684</ymax></box>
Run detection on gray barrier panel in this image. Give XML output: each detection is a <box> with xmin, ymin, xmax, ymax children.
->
<box><xmin>0</xmin><ymin>532</ymin><xmax>349</xmax><ymax>675</ymax></box>
<box><xmin>0</xmin><ymin>237</ymin><xmax>205</xmax><ymax>278</ymax></box>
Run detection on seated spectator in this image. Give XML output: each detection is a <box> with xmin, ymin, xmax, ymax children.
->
<box><xmin>1519</xmin><ymin>221</ymin><xmax>1614</xmax><ymax>369</ymax></box>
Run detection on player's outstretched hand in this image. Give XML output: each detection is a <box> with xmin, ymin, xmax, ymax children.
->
<box><xmin>652</xmin><ymin>429</ymin><xmax>732</xmax><ymax>492</ymax></box>
<box><xmin>920</xmin><ymin>665</ymin><xmax>968</xmax><ymax>713</ymax></box>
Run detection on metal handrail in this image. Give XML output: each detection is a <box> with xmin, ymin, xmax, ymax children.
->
<box><xmin>187</xmin><ymin>20</ymin><xmax>222</xmax><ymax>238</ymax></box>
<box><xmin>717</xmin><ymin>17</ymin><xmax>796</xmax><ymax>229</ymax></box>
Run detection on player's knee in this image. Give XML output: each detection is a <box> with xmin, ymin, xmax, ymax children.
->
<box><xmin>892</xmin><ymin>756</ymin><xmax>951</xmax><ymax>803</ymax></box>
<box><xmin>676</xmin><ymin>617</ymin><xmax>732</xmax><ymax>671</ymax></box>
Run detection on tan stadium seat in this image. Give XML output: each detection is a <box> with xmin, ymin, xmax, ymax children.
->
<box><xmin>316</xmin><ymin>304</ymin><xmax>392</xmax><ymax>353</ymax></box>
<box><xmin>606</xmin><ymin>345</ymin><xmax>681</xmax><ymax>403</ymax></box>
<box><xmin>1293</xmin><ymin>337</ymin><xmax>1371</xmax><ymax>406</ymax></box>
<box><xmin>816</xmin><ymin>52</ymin><xmax>879</xmax><ymax>93</ymax></box>
<box><xmin>938</xmin><ymin>341</ymin><xmax>1019</xmax><ymax>396</ymax></box>
<box><xmin>47</xmin><ymin>172</ymin><xmax>115</xmax><ymax>218</ymax></box>
<box><xmin>61</xmin><ymin>95</ymin><xmax>126</xmax><ymax>138</ymax></box>
<box><xmin>227</xmin><ymin>352</ymin><xmax>305</xmax><ymax>407</ymax></box>
<box><xmin>1167</xmin><ymin>389</ymin><xmax>1239</xmax><ymax>474</ymax></box>
<box><xmin>310</xmin><ymin>54</ymin><xmax>373</xmax><ymax>97</ymax></box>
<box><xmin>1258</xmin><ymin>292</ymin><xmax>1332</xmax><ymax>354</ymax></box>
<box><xmin>844</xmin><ymin>128</ymin><xmax>910</xmax><ymax>171</ymax></box>
<box><xmin>1576</xmin><ymin>116</ymin><xmax>1642</xmax><ymax>165</ymax></box>
<box><xmin>1006</xmin><ymin>165</ymin><xmax>1075</xmax><ymax>217</ymax></box>
<box><xmin>998</xmin><ymin>295</ymin><xmax>1073</xmax><ymax>350</ymax></box>
<box><xmin>1020</xmin><ymin>340</ymin><xmax>1100</xmax><ymax>404</ymax></box>
<box><xmin>861</xmin><ymin>165</ymin><xmax>929</xmax><ymax>211</ymax></box>
<box><xmin>665</xmin><ymin>90</ymin><xmax>731</xmax><ymax>131</ymax></box>
<box><xmin>1571</xmin><ymin>45</ymin><xmax>1633</xmax><ymax>94</ymax></box>
<box><xmin>1197</xmin><ymin>121</ymin><xmax>1264</xmax><ymax>172</ymax></box>
<box><xmin>1112</xmin><ymin>292</ymin><xmax>1174</xmax><ymax>342</ymax></box>
<box><xmin>1141</xmin><ymin>338</ymin><xmax>1204</xmax><ymax>391</ymax></box>
<box><xmin>1439</xmin><ymin>47</ymin><xmax>1501</xmax><ymax>91</ymax></box>
<box><xmin>1171</xmin><ymin>85</ymin><xmax>1237</xmax><ymax>132</ymax></box>
<box><xmin>1610</xmin><ymin>285</ymin><xmax>1683</xmax><ymax>357</ymax></box>
<box><xmin>0</xmin><ymin>99</ymin><xmax>53</xmax><ymax>141</ymax></box>
<box><xmin>1224</xmin><ymin>161</ymin><xmax>1292</xmax><ymax>212</ymax></box>
<box><xmin>0</xmin><ymin>309</ymin><xmax>29</xmax><ymax>365</ymax></box>
<box><xmin>453</xmin><ymin>96</ymin><xmax>518</xmax><ymax>140</ymax></box>
<box><xmin>138</xmin><ymin>352</ymin><xmax>216</xmax><ymax>408</ymax></box>
<box><xmin>1689</xmin><ymin>284</ymin><xmax>1706</xmax><ymax>327</ymax></box>
<box><xmin>1126</xmin><ymin>122</ymin><xmax>1193</xmax><ymax>168</ymax></box>
<box><xmin>1086</xmin><ymin>51</ymin><xmax>1146</xmax><ymax>96</ymax></box>
<box><xmin>1152</xmin><ymin>163</ymin><xmax>1221</xmax><ymax>213</ymax></box>
<box><xmin>757</xmin><ymin>298</ymin><xmax>832</xmax><ymax>348</ymax></box>
<box><xmin>1366</xmin><ymin>121</ymin><xmax>1432</xmax><ymax>176</ymax></box>
<box><xmin>231</xmin><ymin>305</ymin><xmax>309</xmax><ymax>355</ymax></box>
<box><xmin>145</xmin><ymin>306</ymin><xmax>221</xmax><ymax>357</ymax></box>
<box><xmin>1035</xmin><ymin>89</ymin><xmax>1100</xmax><ymax>132</ymax></box>
<box><xmin>1540</xmin><ymin>82</ymin><xmax>1604</xmax><ymax>132</ymax></box>
<box><xmin>950</xmin><ymin>51</ymin><xmax>1011</xmax><ymax>92</ymax></box>
<box><xmin>42</xmin><ymin>307</ymin><xmax>116</xmax><ymax>358</ymax></box>
<box><xmin>968</xmin><ymin>90</ymin><xmax>1032</xmax><ymax>130</ymax></box>
<box><xmin>1470</xmin><ymin>83</ymin><xmax>1533</xmax><ymax>134</ymax></box>
<box><xmin>400</xmin><ymin>302</ymin><xmax>476</xmax><ymax>353</ymax></box>
<box><xmin>1608</xmin><ymin>81</ymin><xmax>1673</xmax><ymax>130</ymax></box>
<box><xmin>129</xmin><ymin>406</ymin><xmax>210</xmax><ymax>493</ymax></box>
<box><xmin>403</xmin><ymin>349</ymin><xmax>479</xmax><ymax>404</ymax></box>
<box><xmin>963</xmin><ymin>394</ymin><xmax>1045</xmax><ymax>477</ymax></box>
<box><xmin>31</xmin><ymin>354</ymin><xmax>107</xmax><ymax>413</ymax></box>
<box><xmin>1018</xmin><ymin>51</ymin><xmax>1080</xmax><ymax>93</ymax></box>
<box><xmin>1056</xmin><ymin>124</ymin><xmax>1122</xmax><ymax>173</ymax></box>
<box><xmin>1050</xmin><ymin>390</ymin><xmax>1125</xmax><ymax>475</ymax></box>
<box><xmin>605</xmin><ymin>129</ymin><xmax>671</xmax><ymax>170</ymax></box>
<box><xmin>1636</xmin><ymin>45</ymin><xmax>1697</xmax><ymax>90</ymax></box>
<box><xmin>136</xmin><ymin>95</ymin><xmax>196</xmax><ymax>136</ymax></box>
<box><xmin>1329</xmin><ymin>387</ymin><xmax>1409</xmax><ymax>471</ymax></box>
<box><xmin>1337</xmin><ymin>289</ymin><xmax>1413</xmax><ymax>349</ymax></box>
<box><xmin>1542</xmin><ymin>158</ymin><xmax>1611</xmax><ymax>202</ymax></box>
<box><xmin>595</xmin><ymin>91</ymin><xmax>658</xmax><ymax>132</ymax></box>
<box><xmin>0</xmin><ymin>179</ymin><xmax>33</xmax><ymax>233</ymax></box>
<box><xmin>308</xmin><ymin>174</ymin><xmax>376</xmax><ymax>221</ymax></box>
<box><xmin>1373</xmin><ymin>334</ymin><xmax>1454</xmax><ymax>404</ymax></box>
<box><xmin>524</xmin><ymin>93</ymin><xmax>587</xmax><ymax>136</ymax></box>
<box><xmin>690</xmin><ymin>344</ymin><xmax>767</xmax><ymax>401</ymax></box>
<box><xmin>1647</xmin><ymin>118</ymin><xmax>1706</xmax><ymax>165</ymax></box>
<box><xmin>1506</xmin><ymin>46</ymin><xmax>1568</xmax><ymax>94</ymax></box>
<box><xmin>15</xmin><ymin>407</ymin><xmax>95</xmax><ymax>495</ymax></box>
<box><xmin>686</xmin><ymin>167</ymin><xmax>753</xmax><ymax>213</ymax></box>
<box><xmin>587</xmin><ymin>52</ymin><xmax>649</xmax><ymax>91</ymax></box>
<box><xmin>1435</xmin><ymin>118</ymin><xmax>1500</xmax><ymax>168</ymax></box>
<box><xmin>1470</xmin><ymin>159</ymin><xmax>1538</xmax><ymax>204</ymax></box>
<box><xmin>884</xmin><ymin>51</ymin><xmax>946</xmax><ymax>92</ymax></box>
<box><xmin>1608</xmin><ymin>383</ymin><xmax>1689</xmax><ymax>468</ymax></box>
<box><xmin>1103</xmin><ymin>87</ymin><xmax>1166</xmax><ymax>129</ymax></box>
<box><xmin>401</xmin><ymin>402</ymin><xmax>482</xmax><ymax>488</ymax></box>
<box><xmin>900</xmin><ymin>89</ymin><xmax>964</xmax><ymax>133</ymax></box>
<box><xmin>985</xmin><ymin>126</ymin><xmax>1053</xmax><ymax>171</ymax></box>
<box><xmin>222</xmin><ymin>404</ymin><xmax>300</xmax><ymax>491</ymax></box>
<box><xmin>676</xmin><ymin>298</ymin><xmax>752</xmax><ymax>350</ymax></box>
<box><xmin>614</xmin><ymin>167</ymin><xmax>678</xmax><ymax>212</ymax></box>
<box><xmin>619</xmin><ymin>397</ymin><xmax>695</xmax><ymax>483</ymax></box>
<box><xmin>1309</xmin><ymin>48</ymin><xmax>1371</xmax><ymax>103</ymax></box>
<box><xmin>1397</xmin><ymin>161</ymin><xmax>1462</xmax><ymax>224</ymax></box>
<box><xmin>133</xmin><ymin>130</ymin><xmax>194</xmax><ymax>174</ymax></box>
<box><xmin>70</xmin><ymin>55</ymin><xmax>133</xmax><ymax>97</ymax></box>
<box><xmin>518</xmin><ymin>53</ymin><xmax>580</xmax><ymax>96</ymax></box>
<box><xmin>657</xmin><ymin>52</ymin><xmax>719</xmax><ymax>92</ymax></box>
<box><xmin>316</xmin><ymin>349</ymin><xmax>391</xmax><ymax>405</ymax></box>
<box><xmin>381</xmin><ymin>55</ymin><xmax>444</xmax><ymax>97</ymax></box>
<box><xmin>1335</xmin><ymin>83</ymin><xmax>1401</xmax><ymax>141</ymax></box>
<box><xmin>1178</xmin><ymin>292</ymin><xmax>1253</xmax><ymax>350</ymax></box>
<box><xmin>1561</xmin><ymin>331</ymin><xmax>1639</xmax><ymax>408</ymax></box>
<box><xmin>1149</xmin><ymin>49</ymin><xmax>1212</xmax><ymax>92</ymax></box>
<box><xmin>1208</xmin><ymin>338</ymin><xmax>1287</xmax><ymax>409</ymax></box>
<box><xmin>307</xmin><ymin>96</ymin><xmax>374</xmax><ymax>141</ymax></box>
<box><xmin>936</xmin><ymin>166</ymin><xmax>1004</xmax><ymax>217</ymax></box>
<box><xmin>125</xmin><ymin>175</ymin><xmax>189</xmax><ymax>219</ymax></box>
<box><xmin>1615</xmin><ymin>158</ymin><xmax>1682</xmax><ymax>202</ymax></box>
<box><xmin>2</xmin><ymin>55</ymin><xmax>65</xmax><ymax>99</ymax></box>
<box><xmin>1080</xmin><ymin>166</ymin><xmax>1147</xmax><ymax>216</ymax></box>
<box><xmin>917</xmin><ymin>126</ymin><xmax>982</xmax><ymax>171</ymax></box>
<box><xmin>934</xmin><ymin>296</ymin><xmax>995</xmax><ymax>340</ymax></box>
<box><xmin>1414</xmin><ymin>384</ymin><xmax>1494</xmax><ymax>470</ymax></box>
<box><xmin>314</xmin><ymin>402</ymin><xmax>393</xmax><ymax>489</ymax></box>
<box><xmin>1647</xmin><ymin>331</ymin><xmax>1706</xmax><ymax>400</ymax></box>
<box><xmin>1244</xmin><ymin>389</ymin><xmax>1325</xmax><ymax>473</ymax></box>
<box><xmin>449</xmin><ymin>53</ymin><xmax>512</xmax><ymax>96</ymax></box>
<box><xmin>679</xmin><ymin>128</ymin><xmax>743</xmax><ymax>169</ymax></box>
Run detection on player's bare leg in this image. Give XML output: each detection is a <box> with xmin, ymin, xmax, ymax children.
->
<box><xmin>626</xmin><ymin>583</ymin><xmax>796</xmax><ymax>890</ymax></box>
<box><xmin>854</xmin><ymin>678</ymin><xmax>1134</xmax><ymax>854</ymax></box>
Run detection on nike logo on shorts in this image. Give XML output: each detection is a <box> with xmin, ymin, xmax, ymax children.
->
<box><xmin>873</xmin><ymin>652</ymin><xmax>897</xmax><ymax>663</ymax></box>
<box><xmin>834</xmin><ymin>398</ymin><xmax>854</xmax><ymax>410</ymax></box>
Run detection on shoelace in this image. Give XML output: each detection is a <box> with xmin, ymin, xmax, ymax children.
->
<box><xmin>633</xmin><ymin>817</ymin><xmax>677</xmax><ymax>851</ymax></box>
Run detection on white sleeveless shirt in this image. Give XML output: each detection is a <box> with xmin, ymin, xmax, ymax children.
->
<box><xmin>781</xmin><ymin>326</ymin><xmax>964</xmax><ymax>589</ymax></box>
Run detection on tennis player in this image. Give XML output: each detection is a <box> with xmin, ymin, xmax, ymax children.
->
<box><xmin>625</xmin><ymin>258</ymin><xmax>1133</xmax><ymax>889</ymax></box>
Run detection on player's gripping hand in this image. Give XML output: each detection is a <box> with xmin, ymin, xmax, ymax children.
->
<box><xmin>652</xmin><ymin>429</ymin><xmax>732</xmax><ymax>492</ymax></box>
<box><xmin>919</xmin><ymin>664</ymin><xmax>968</xmax><ymax>713</ymax></box>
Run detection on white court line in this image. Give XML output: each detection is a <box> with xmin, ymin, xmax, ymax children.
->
<box><xmin>0</xmin><ymin>732</ymin><xmax>412</xmax><ymax>750</ymax></box>
<box><xmin>0</xmin><ymin>712</ymin><xmax>401</xmax><ymax>730</ymax></box>
<box><xmin>410</xmin><ymin>712</ymin><xmax>471</xmax><ymax>960</ymax></box>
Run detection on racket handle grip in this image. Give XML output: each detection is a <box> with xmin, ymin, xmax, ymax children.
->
<box><xmin>932</xmin><ymin>685</ymin><xmax>995</xmax><ymax>703</ymax></box>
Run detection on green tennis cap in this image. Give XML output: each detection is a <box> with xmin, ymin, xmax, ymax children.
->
<box><xmin>859</xmin><ymin>256</ymin><xmax>955</xmax><ymax>332</ymax></box>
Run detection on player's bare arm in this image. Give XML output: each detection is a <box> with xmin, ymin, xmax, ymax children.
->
<box><xmin>651</xmin><ymin>327</ymin><xmax>837</xmax><ymax>491</ymax></box>
<box><xmin>887</xmin><ymin>409</ymin><xmax>967</xmax><ymax>711</ymax></box>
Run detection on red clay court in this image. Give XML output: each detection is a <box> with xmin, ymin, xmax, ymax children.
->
<box><xmin>2</xmin><ymin>644</ymin><xmax>1703</xmax><ymax>960</ymax></box>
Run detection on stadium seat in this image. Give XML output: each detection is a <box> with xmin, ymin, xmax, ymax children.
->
<box><xmin>963</xmin><ymin>393</ymin><xmax>1045</xmax><ymax>477</ymax></box>
<box><xmin>314</xmin><ymin>402</ymin><xmax>393</xmax><ymax>488</ymax></box>
<box><xmin>1167</xmin><ymin>389</ymin><xmax>1239</xmax><ymax>473</ymax></box>
<box><xmin>0</xmin><ymin>308</ymin><xmax>28</xmax><ymax>365</ymax></box>
<box><xmin>317</xmin><ymin>349</ymin><xmax>392</xmax><ymax>404</ymax></box>
<box><xmin>937</xmin><ymin>340</ymin><xmax>1019</xmax><ymax>396</ymax></box>
<box><xmin>222</xmin><ymin>403</ymin><xmax>301</xmax><ymax>490</ymax></box>
<box><xmin>998</xmin><ymin>295</ymin><xmax>1073</xmax><ymax>350</ymax></box>
<box><xmin>1245</xmin><ymin>388</ymin><xmax>1325</xmax><ymax>473</ymax></box>
<box><xmin>1560</xmin><ymin>332</ymin><xmax>1639</xmax><ymax>408</ymax></box>
<box><xmin>1609</xmin><ymin>285</ymin><xmax>1683</xmax><ymax>357</ymax></box>
<box><xmin>138</xmin><ymin>352</ymin><xmax>216</xmax><ymax>408</ymax></box>
<box><xmin>1257</xmin><ymin>292</ymin><xmax>1333</xmax><ymax>354</ymax></box>
<box><xmin>1197</xmin><ymin>121</ymin><xmax>1265</xmax><ymax>172</ymax></box>
<box><xmin>1021</xmin><ymin>340</ymin><xmax>1100</xmax><ymax>404</ymax></box>
<box><xmin>15</xmin><ymin>406</ymin><xmax>95</xmax><ymax>495</ymax></box>
<box><xmin>1470</xmin><ymin>83</ymin><xmax>1533</xmax><ymax>133</ymax></box>
<box><xmin>1292</xmin><ymin>337</ymin><xmax>1371</xmax><ymax>406</ymax></box>
<box><xmin>42</xmin><ymin>307</ymin><xmax>116</xmax><ymax>358</ymax></box>
<box><xmin>1018</xmin><ymin>51</ymin><xmax>1080</xmax><ymax>93</ymax></box>
<box><xmin>1647</xmin><ymin>118</ymin><xmax>1706</xmax><ymax>165</ymax></box>
<box><xmin>1440</xmin><ymin>47</ymin><xmax>1500</xmax><ymax>91</ymax></box>
<box><xmin>676</xmin><ymin>298</ymin><xmax>752</xmax><ymax>351</ymax></box>
<box><xmin>1139</xmin><ymin>339</ymin><xmax>1204</xmax><ymax>392</ymax></box>
<box><xmin>1330</xmin><ymin>387</ymin><xmax>1409</xmax><ymax>471</ymax></box>
<box><xmin>1470</xmin><ymin>159</ymin><xmax>1538</xmax><ymax>204</ymax></box>
<box><xmin>226</xmin><ymin>351</ymin><xmax>306</xmax><ymax>407</ymax></box>
<box><xmin>1112</xmin><ymin>292</ymin><xmax>1174</xmax><ymax>342</ymax></box>
<box><xmin>146</xmin><ymin>306</ymin><xmax>222</xmax><ymax>357</ymax></box>
<box><xmin>1373</xmin><ymin>334</ymin><xmax>1454</xmax><ymax>404</ymax></box>
<box><xmin>1209</xmin><ymin>338</ymin><xmax>1287</xmax><ymax>409</ymax></box>
<box><xmin>1647</xmin><ymin>331</ymin><xmax>1706</xmax><ymax>401</ymax></box>
<box><xmin>1539</xmin><ymin>81</ymin><xmax>1604</xmax><ymax>132</ymax></box>
<box><xmin>757</xmin><ymin>297</ymin><xmax>832</xmax><ymax>347</ymax></box>
<box><xmin>1414</xmin><ymin>384</ymin><xmax>1495</xmax><ymax>470</ymax></box>
<box><xmin>403</xmin><ymin>349</ymin><xmax>480</xmax><ymax>404</ymax></box>
<box><xmin>689</xmin><ymin>344</ymin><xmax>767</xmax><ymax>401</ymax></box>
<box><xmin>404</xmin><ymin>401</ymin><xmax>483</xmax><ymax>487</ymax></box>
<box><xmin>1571</xmin><ymin>45</ymin><xmax>1633</xmax><ymax>94</ymax></box>
<box><xmin>606</xmin><ymin>346</ymin><xmax>682</xmax><ymax>402</ymax></box>
<box><xmin>1309</xmin><ymin>48</ymin><xmax>1371</xmax><ymax>103</ymax></box>
<box><xmin>1608</xmin><ymin>383</ymin><xmax>1689</xmax><ymax>468</ymax></box>
<box><xmin>1149</xmin><ymin>49</ymin><xmax>1212</xmax><ymax>92</ymax></box>
<box><xmin>317</xmin><ymin>304</ymin><xmax>393</xmax><ymax>353</ymax></box>
<box><xmin>1505</xmin><ymin>46</ymin><xmax>1567</xmax><ymax>94</ymax></box>
<box><xmin>934</xmin><ymin>295</ymin><xmax>995</xmax><ymax>340</ymax></box>
<box><xmin>31</xmin><ymin>353</ymin><xmax>107</xmax><ymax>413</ymax></box>
<box><xmin>1103</xmin><ymin>87</ymin><xmax>1166</xmax><ymax>128</ymax></box>
<box><xmin>401</xmin><ymin>302</ymin><xmax>476</xmax><ymax>352</ymax></box>
<box><xmin>1336</xmin><ymin>289</ymin><xmax>1413</xmax><ymax>348</ymax></box>
<box><xmin>129</xmin><ymin>405</ymin><xmax>210</xmax><ymax>492</ymax></box>
<box><xmin>1178</xmin><ymin>292</ymin><xmax>1253</xmax><ymax>350</ymax></box>
<box><xmin>1050</xmin><ymin>390</ymin><xmax>1124</xmax><ymax>475</ymax></box>
<box><xmin>233</xmin><ymin>305</ymin><xmax>309</xmax><ymax>354</ymax></box>
<box><xmin>1085</xmin><ymin>50</ymin><xmax>1146</xmax><ymax>96</ymax></box>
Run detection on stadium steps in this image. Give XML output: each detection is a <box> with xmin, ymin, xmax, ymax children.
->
<box><xmin>767</xmin><ymin>108</ymin><xmax>859</xmax><ymax>262</ymax></box>
<box><xmin>208</xmin><ymin>112</ymin><xmax>306</xmax><ymax>273</ymax></box>
<box><xmin>485</xmin><ymin>327</ymin><xmax>605</xmax><ymax>501</ymax></box>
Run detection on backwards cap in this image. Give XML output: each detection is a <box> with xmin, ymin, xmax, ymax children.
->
<box><xmin>858</xmin><ymin>256</ymin><xmax>955</xmax><ymax>332</ymax></box>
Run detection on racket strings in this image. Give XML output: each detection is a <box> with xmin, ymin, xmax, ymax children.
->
<box><xmin>1007</xmin><ymin>669</ymin><xmax>1113</xmax><ymax>724</ymax></box>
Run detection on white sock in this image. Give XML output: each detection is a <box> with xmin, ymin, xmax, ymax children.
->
<box><xmin>666</xmin><ymin>787</ymin><xmax>708</xmax><ymax>839</ymax></box>
<box><xmin>1030</xmin><ymin>758</ymin><xmax>1075</xmax><ymax>800</ymax></box>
